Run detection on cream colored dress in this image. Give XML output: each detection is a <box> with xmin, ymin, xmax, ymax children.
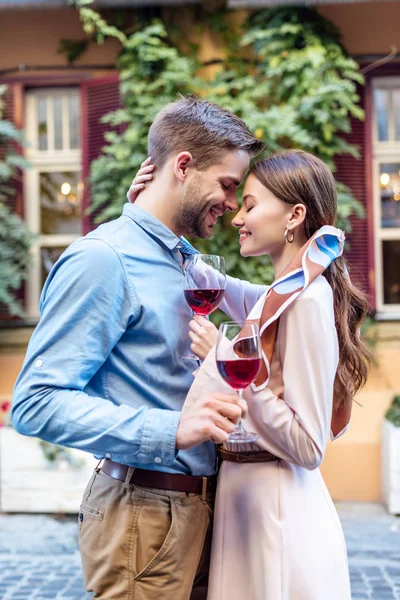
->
<box><xmin>186</xmin><ymin>275</ymin><xmax>351</xmax><ymax>600</ymax></box>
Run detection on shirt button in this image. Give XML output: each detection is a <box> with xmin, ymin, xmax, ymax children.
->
<box><xmin>35</xmin><ymin>359</ymin><xmax>43</xmax><ymax>368</ymax></box>
<box><xmin>154</xmin><ymin>457</ymin><xmax>162</xmax><ymax>464</ymax></box>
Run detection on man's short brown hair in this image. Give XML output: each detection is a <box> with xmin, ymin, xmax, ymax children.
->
<box><xmin>148</xmin><ymin>95</ymin><xmax>265</xmax><ymax>170</ymax></box>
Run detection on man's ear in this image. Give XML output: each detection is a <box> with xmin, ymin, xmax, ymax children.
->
<box><xmin>174</xmin><ymin>152</ymin><xmax>193</xmax><ymax>183</ymax></box>
<box><xmin>288</xmin><ymin>203</ymin><xmax>307</xmax><ymax>230</ymax></box>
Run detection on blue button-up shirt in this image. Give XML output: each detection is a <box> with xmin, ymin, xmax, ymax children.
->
<box><xmin>12</xmin><ymin>204</ymin><xmax>217</xmax><ymax>476</ymax></box>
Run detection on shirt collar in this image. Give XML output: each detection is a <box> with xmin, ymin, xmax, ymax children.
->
<box><xmin>122</xmin><ymin>203</ymin><xmax>198</xmax><ymax>255</ymax></box>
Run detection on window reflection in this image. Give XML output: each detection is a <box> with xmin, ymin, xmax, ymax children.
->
<box><xmin>380</xmin><ymin>163</ymin><xmax>400</xmax><ymax>228</ymax></box>
<box><xmin>68</xmin><ymin>95</ymin><xmax>80</xmax><ymax>150</ymax></box>
<box><xmin>37</xmin><ymin>97</ymin><xmax>48</xmax><ymax>151</ymax></box>
<box><xmin>374</xmin><ymin>89</ymin><xmax>389</xmax><ymax>142</ymax></box>
<box><xmin>34</xmin><ymin>90</ymin><xmax>80</xmax><ymax>152</ymax></box>
<box><xmin>40</xmin><ymin>171</ymin><xmax>83</xmax><ymax>235</ymax></box>
<box><xmin>54</xmin><ymin>96</ymin><xmax>63</xmax><ymax>150</ymax></box>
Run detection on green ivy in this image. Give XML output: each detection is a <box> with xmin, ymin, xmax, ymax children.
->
<box><xmin>385</xmin><ymin>395</ymin><xmax>400</xmax><ymax>428</ymax></box>
<box><xmin>72</xmin><ymin>0</ymin><xmax>128</xmax><ymax>46</ymax></box>
<box><xmin>74</xmin><ymin>3</ymin><xmax>366</xmax><ymax>292</ymax></box>
<box><xmin>0</xmin><ymin>85</ymin><xmax>34</xmax><ymax>317</ymax></box>
<box><xmin>57</xmin><ymin>38</ymin><xmax>89</xmax><ymax>64</ymax></box>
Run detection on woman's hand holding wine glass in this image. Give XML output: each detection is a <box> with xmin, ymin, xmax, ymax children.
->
<box><xmin>188</xmin><ymin>316</ymin><xmax>218</xmax><ymax>361</ymax></box>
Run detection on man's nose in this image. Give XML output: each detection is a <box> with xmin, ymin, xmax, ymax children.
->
<box><xmin>224</xmin><ymin>195</ymin><xmax>239</xmax><ymax>213</ymax></box>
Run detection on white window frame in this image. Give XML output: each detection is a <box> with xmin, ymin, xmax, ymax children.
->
<box><xmin>372</xmin><ymin>77</ymin><xmax>400</xmax><ymax>318</ymax></box>
<box><xmin>24</xmin><ymin>88</ymin><xmax>82</xmax><ymax>318</ymax></box>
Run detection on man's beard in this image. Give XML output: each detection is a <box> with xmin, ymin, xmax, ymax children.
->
<box><xmin>175</xmin><ymin>175</ymin><xmax>215</xmax><ymax>239</ymax></box>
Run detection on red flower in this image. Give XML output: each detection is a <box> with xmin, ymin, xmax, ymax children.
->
<box><xmin>1</xmin><ymin>401</ymin><xmax>10</xmax><ymax>413</ymax></box>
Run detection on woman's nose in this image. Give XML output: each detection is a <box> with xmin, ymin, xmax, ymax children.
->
<box><xmin>231</xmin><ymin>212</ymin><xmax>244</xmax><ymax>228</ymax></box>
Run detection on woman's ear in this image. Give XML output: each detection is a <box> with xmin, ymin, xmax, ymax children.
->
<box><xmin>174</xmin><ymin>152</ymin><xmax>193</xmax><ymax>183</ymax></box>
<box><xmin>288</xmin><ymin>203</ymin><xmax>307</xmax><ymax>230</ymax></box>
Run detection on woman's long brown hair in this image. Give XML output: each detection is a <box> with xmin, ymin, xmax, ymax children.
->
<box><xmin>251</xmin><ymin>150</ymin><xmax>372</xmax><ymax>410</ymax></box>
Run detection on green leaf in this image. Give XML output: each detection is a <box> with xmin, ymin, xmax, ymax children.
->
<box><xmin>74</xmin><ymin>5</ymin><xmax>365</xmax><ymax>287</ymax></box>
<box><xmin>385</xmin><ymin>395</ymin><xmax>400</xmax><ymax>427</ymax></box>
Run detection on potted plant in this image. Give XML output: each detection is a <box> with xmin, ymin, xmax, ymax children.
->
<box><xmin>382</xmin><ymin>395</ymin><xmax>400</xmax><ymax>515</ymax></box>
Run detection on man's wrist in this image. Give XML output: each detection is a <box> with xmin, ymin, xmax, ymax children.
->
<box><xmin>137</xmin><ymin>408</ymin><xmax>181</xmax><ymax>466</ymax></box>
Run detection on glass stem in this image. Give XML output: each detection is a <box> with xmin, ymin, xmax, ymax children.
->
<box><xmin>234</xmin><ymin>389</ymin><xmax>246</xmax><ymax>434</ymax></box>
<box><xmin>193</xmin><ymin>312</ymin><xmax>202</xmax><ymax>368</ymax></box>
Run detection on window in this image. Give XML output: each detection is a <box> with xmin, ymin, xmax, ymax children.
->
<box><xmin>372</xmin><ymin>78</ymin><xmax>400</xmax><ymax>317</ymax></box>
<box><xmin>24</xmin><ymin>88</ymin><xmax>83</xmax><ymax>317</ymax></box>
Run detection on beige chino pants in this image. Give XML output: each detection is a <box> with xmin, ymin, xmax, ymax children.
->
<box><xmin>78</xmin><ymin>466</ymin><xmax>214</xmax><ymax>600</ymax></box>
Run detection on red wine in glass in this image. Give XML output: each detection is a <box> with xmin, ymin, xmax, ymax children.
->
<box><xmin>216</xmin><ymin>321</ymin><xmax>261</xmax><ymax>443</ymax></box>
<box><xmin>182</xmin><ymin>254</ymin><xmax>226</xmax><ymax>361</ymax></box>
<box><xmin>216</xmin><ymin>358</ymin><xmax>261</xmax><ymax>389</ymax></box>
<box><xmin>184</xmin><ymin>288</ymin><xmax>224</xmax><ymax>316</ymax></box>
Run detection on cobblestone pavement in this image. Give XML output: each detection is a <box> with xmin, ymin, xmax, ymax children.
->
<box><xmin>339</xmin><ymin>503</ymin><xmax>400</xmax><ymax>599</ymax></box>
<box><xmin>0</xmin><ymin>514</ymin><xmax>90</xmax><ymax>600</ymax></box>
<box><xmin>0</xmin><ymin>502</ymin><xmax>399</xmax><ymax>599</ymax></box>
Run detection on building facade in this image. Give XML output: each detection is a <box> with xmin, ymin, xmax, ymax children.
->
<box><xmin>1</xmin><ymin>0</ymin><xmax>400</xmax><ymax>501</ymax></box>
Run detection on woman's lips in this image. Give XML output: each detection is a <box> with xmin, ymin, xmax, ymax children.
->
<box><xmin>239</xmin><ymin>231</ymin><xmax>252</xmax><ymax>243</ymax></box>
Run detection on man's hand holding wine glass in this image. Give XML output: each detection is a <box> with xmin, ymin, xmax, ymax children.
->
<box><xmin>175</xmin><ymin>391</ymin><xmax>247</xmax><ymax>450</ymax></box>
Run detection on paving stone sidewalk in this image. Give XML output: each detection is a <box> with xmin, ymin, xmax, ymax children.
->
<box><xmin>0</xmin><ymin>502</ymin><xmax>399</xmax><ymax>599</ymax></box>
<box><xmin>339</xmin><ymin>503</ymin><xmax>400</xmax><ymax>599</ymax></box>
<box><xmin>0</xmin><ymin>513</ymin><xmax>89</xmax><ymax>600</ymax></box>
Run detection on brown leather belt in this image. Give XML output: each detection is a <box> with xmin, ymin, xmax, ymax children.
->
<box><xmin>101</xmin><ymin>460</ymin><xmax>216</xmax><ymax>495</ymax></box>
<box><xmin>219</xmin><ymin>447</ymin><xmax>278</xmax><ymax>463</ymax></box>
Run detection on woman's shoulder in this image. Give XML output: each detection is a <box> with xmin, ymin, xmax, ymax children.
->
<box><xmin>278</xmin><ymin>275</ymin><xmax>337</xmax><ymax>358</ymax></box>
<box><xmin>302</xmin><ymin>274</ymin><xmax>333</xmax><ymax>302</ymax></box>
<box><xmin>286</xmin><ymin>274</ymin><xmax>334</xmax><ymax>320</ymax></box>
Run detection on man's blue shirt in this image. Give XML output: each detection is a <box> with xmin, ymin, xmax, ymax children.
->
<box><xmin>12</xmin><ymin>203</ymin><xmax>217</xmax><ymax>476</ymax></box>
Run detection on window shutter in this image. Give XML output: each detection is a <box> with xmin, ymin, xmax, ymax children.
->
<box><xmin>335</xmin><ymin>86</ymin><xmax>374</xmax><ymax>309</ymax></box>
<box><xmin>81</xmin><ymin>75</ymin><xmax>121</xmax><ymax>233</ymax></box>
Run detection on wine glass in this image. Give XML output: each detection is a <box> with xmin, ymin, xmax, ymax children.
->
<box><xmin>216</xmin><ymin>321</ymin><xmax>261</xmax><ymax>443</ymax></box>
<box><xmin>182</xmin><ymin>254</ymin><xmax>226</xmax><ymax>361</ymax></box>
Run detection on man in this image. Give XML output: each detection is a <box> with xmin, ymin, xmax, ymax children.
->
<box><xmin>12</xmin><ymin>96</ymin><xmax>264</xmax><ymax>599</ymax></box>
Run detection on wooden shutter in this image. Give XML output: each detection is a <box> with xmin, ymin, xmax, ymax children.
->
<box><xmin>81</xmin><ymin>75</ymin><xmax>121</xmax><ymax>234</ymax></box>
<box><xmin>335</xmin><ymin>85</ymin><xmax>375</xmax><ymax>309</ymax></box>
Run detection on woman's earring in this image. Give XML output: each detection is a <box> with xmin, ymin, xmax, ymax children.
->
<box><xmin>284</xmin><ymin>227</ymin><xmax>294</xmax><ymax>244</ymax></box>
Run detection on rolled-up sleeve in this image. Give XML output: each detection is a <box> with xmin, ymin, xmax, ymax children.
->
<box><xmin>12</xmin><ymin>238</ymin><xmax>181</xmax><ymax>465</ymax></box>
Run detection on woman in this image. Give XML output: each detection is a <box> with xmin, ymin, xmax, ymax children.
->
<box><xmin>129</xmin><ymin>150</ymin><xmax>371</xmax><ymax>599</ymax></box>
